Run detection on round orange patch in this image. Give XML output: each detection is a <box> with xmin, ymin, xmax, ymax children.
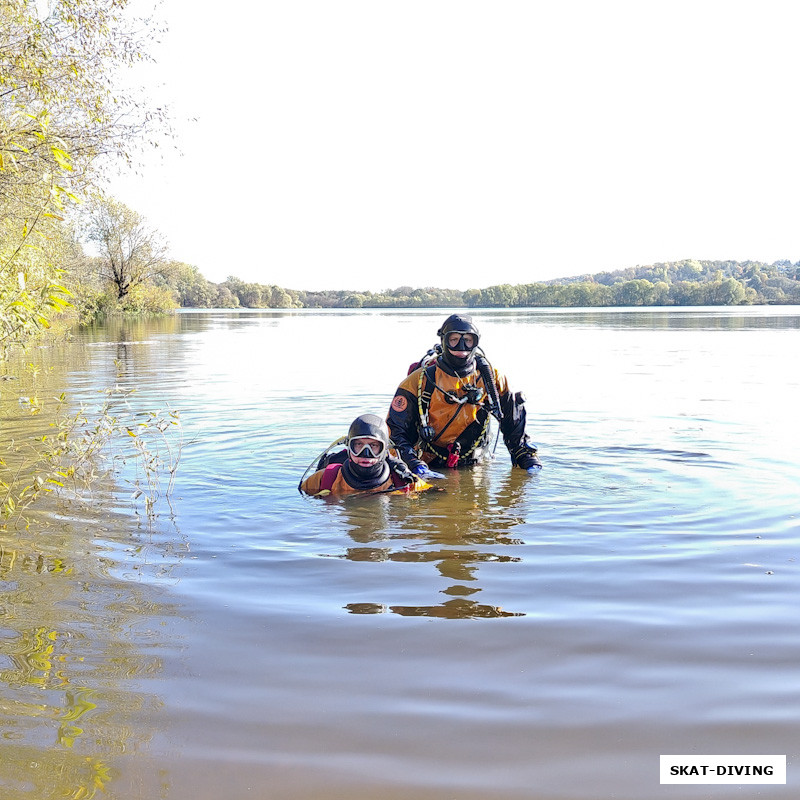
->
<box><xmin>391</xmin><ymin>395</ymin><xmax>408</xmax><ymax>412</ymax></box>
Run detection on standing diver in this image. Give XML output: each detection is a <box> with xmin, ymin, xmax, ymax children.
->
<box><xmin>299</xmin><ymin>413</ymin><xmax>431</xmax><ymax>497</ymax></box>
<box><xmin>387</xmin><ymin>314</ymin><xmax>541</xmax><ymax>479</ymax></box>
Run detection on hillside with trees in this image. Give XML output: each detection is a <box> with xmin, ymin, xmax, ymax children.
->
<box><xmin>151</xmin><ymin>259</ymin><xmax>800</xmax><ymax>310</ymax></box>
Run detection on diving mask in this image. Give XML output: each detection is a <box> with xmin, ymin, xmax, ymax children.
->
<box><xmin>348</xmin><ymin>437</ymin><xmax>386</xmax><ymax>459</ymax></box>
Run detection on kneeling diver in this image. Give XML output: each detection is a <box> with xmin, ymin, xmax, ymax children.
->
<box><xmin>299</xmin><ymin>414</ymin><xmax>431</xmax><ymax>497</ymax></box>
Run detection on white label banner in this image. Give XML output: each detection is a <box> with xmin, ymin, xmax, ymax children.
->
<box><xmin>660</xmin><ymin>755</ymin><xmax>786</xmax><ymax>784</ymax></box>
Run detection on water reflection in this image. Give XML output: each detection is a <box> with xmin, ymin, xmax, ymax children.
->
<box><xmin>3</xmin><ymin>307</ymin><xmax>799</xmax><ymax>800</ymax></box>
<box><xmin>474</xmin><ymin>305</ymin><xmax>800</xmax><ymax>330</ymax></box>
<box><xmin>344</xmin><ymin>599</ymin><xmax>524</xmax><ymax>618</ymax></box>
<box><xmin>0</xmin><ymin>510</ymin><xmax>183</xmax><ymax>799</ymax></box>
<box><xmin>80</xmin><ymin>314</ymin><xmax>182</xmax><ymax>344</ymax></box>
<box><xmin>80</xmin><ymin>315</ymin><xmax>188</xmax><ymax>401</ymax></box>
<box><xmin>323</xmin><ymin>466</ymin><xmax>532</xmax><ymax>618</ymax></box>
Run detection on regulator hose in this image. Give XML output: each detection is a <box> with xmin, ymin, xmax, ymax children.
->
<box><xmin>475</xmin><ymin>354</ymin><xmax>503</xmax><ymax>422</ymax></box>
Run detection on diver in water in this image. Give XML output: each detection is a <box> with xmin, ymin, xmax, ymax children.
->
<box><xmin>387</xmin><ymin>314</ymin><xmax>541</xmax><ymax>479</ymax></box>
<box><xmin>299</xmin><ymin>413</ymin><xmax>431</xmax><ymax>497</ymax></box>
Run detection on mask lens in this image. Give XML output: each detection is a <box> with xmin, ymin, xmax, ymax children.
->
<box><xmin>348</xmin><ymin>437</ymin><xmax>385</xmax><ymax>458</ymax></box>
<box><xmin>446</xmin><ymin>333</ymin><xmax>477</xmax><ymax>350</ymax></box>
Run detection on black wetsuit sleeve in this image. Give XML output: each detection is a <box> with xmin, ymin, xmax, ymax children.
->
<box><xmin>387</xmin><ymin>384</ymin><xmax>424</xmax><ymax>471</ymax></box>
<box><xmin>498</xmin><ymin>381</ymin><xmax>535</xmax><ymax>467</ymax></box>
<box><xmin>387</xmin><ymin>454</ymin><xmax>415</xmax><ymax>485</ymax></box>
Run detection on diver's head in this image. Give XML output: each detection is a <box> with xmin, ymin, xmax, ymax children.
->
<box><xmin>437</xmin><ymin>314</ymin><xmax>480</xmax><ymax>374</ymax></box>
<box><xmin>346</xmin><ymin>414</ymin><xmax>391</xmax><ymax>482</ymax></box>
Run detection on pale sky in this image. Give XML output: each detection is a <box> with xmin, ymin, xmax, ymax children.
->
<box><xmin>108</xmin><ymin>0</ymin><xmax>800</xmax><ymax>292</ymax></box>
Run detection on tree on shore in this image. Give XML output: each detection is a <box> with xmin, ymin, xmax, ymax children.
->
<box><xmin>84</xmin><ymin>196</ymin><xmax>170</xmax><ymax>302</ymax></box>
<box><xmin>157</xmin><ymin>262</ymin><xmax>218</xmax><ymax>307</ymax></box>
<box><xmin>2</xmin><ymin>1</ymin><xmax>178</xmax><ymax>528</ymax></box>
<box><xmin>1</xmin><ymin>0</ymin><xmax>167</xmax><ymax>349</ymax></box>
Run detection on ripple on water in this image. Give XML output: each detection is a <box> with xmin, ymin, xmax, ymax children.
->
<box><xmin>4</xmin><ymin>309</ymin><xmax>800</xmax><ymax>800</ymax></box>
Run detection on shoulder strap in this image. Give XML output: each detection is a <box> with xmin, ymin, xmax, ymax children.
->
<box><xmin>420</xmin><ymin>362</ymin><xmax>437</xmax><ymax>412</ymax></box>
<box><xmin>320</xmin><ymin>463</ymin><xmax>342</xmax><ymax>492</ymax></box>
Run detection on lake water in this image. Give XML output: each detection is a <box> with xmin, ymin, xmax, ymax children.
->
<box><xmin>1</xmin><ymin>306</ymin><xmax>798</xmax><ymax>800</ymax></box>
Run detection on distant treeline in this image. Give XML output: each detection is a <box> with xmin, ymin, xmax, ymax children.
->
<box><xmin>154</xmin><ymin>259</ymin><xmax>800</xmax><ymax>309</ymax></box>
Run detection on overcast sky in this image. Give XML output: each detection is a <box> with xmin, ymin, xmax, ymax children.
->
<box><xmin>108</xmin><ymin>0</ymin><xmax>800</xmax><ymax>292</ymax></box>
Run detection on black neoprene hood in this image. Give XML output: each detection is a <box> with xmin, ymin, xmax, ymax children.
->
<box><xmin>437</xmin><ymin>314</ymin><xmax>480</xmax><ymax>340</ymax></box>
<box><xmin>345</xmin><ymin>413</ymin><xmax>391</xmax><ymax>487</ymax></box>
<box><xmin>437</xmin><ymin>314</ymin><xmax>480</xmax><ymax>375</ymax></box>
<box><xmin>347</xmin><ymin>414</ymin><xmax>390</xmax><ymax>450</ymax></box>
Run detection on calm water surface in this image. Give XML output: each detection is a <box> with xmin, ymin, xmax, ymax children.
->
<box><xmin>1</xmin><ymin>307</ymin><xmax>799</xmax><ymax>800</ymax></box>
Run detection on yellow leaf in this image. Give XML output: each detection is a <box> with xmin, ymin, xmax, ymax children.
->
<box><xmin>51</xmin><ymin>147</ymin><xmax>73</xmax><ymax>171</ymax></box>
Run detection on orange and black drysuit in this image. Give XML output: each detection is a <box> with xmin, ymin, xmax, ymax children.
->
<box><xmin>387</xmin><ymin>356</ymin><xmax>537</xmax><ymax>471</ymax></box>
<box><xmin>300</xmin><ymin>453</ymin><xmax>431</xmax><ymax>497</ymax></box>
